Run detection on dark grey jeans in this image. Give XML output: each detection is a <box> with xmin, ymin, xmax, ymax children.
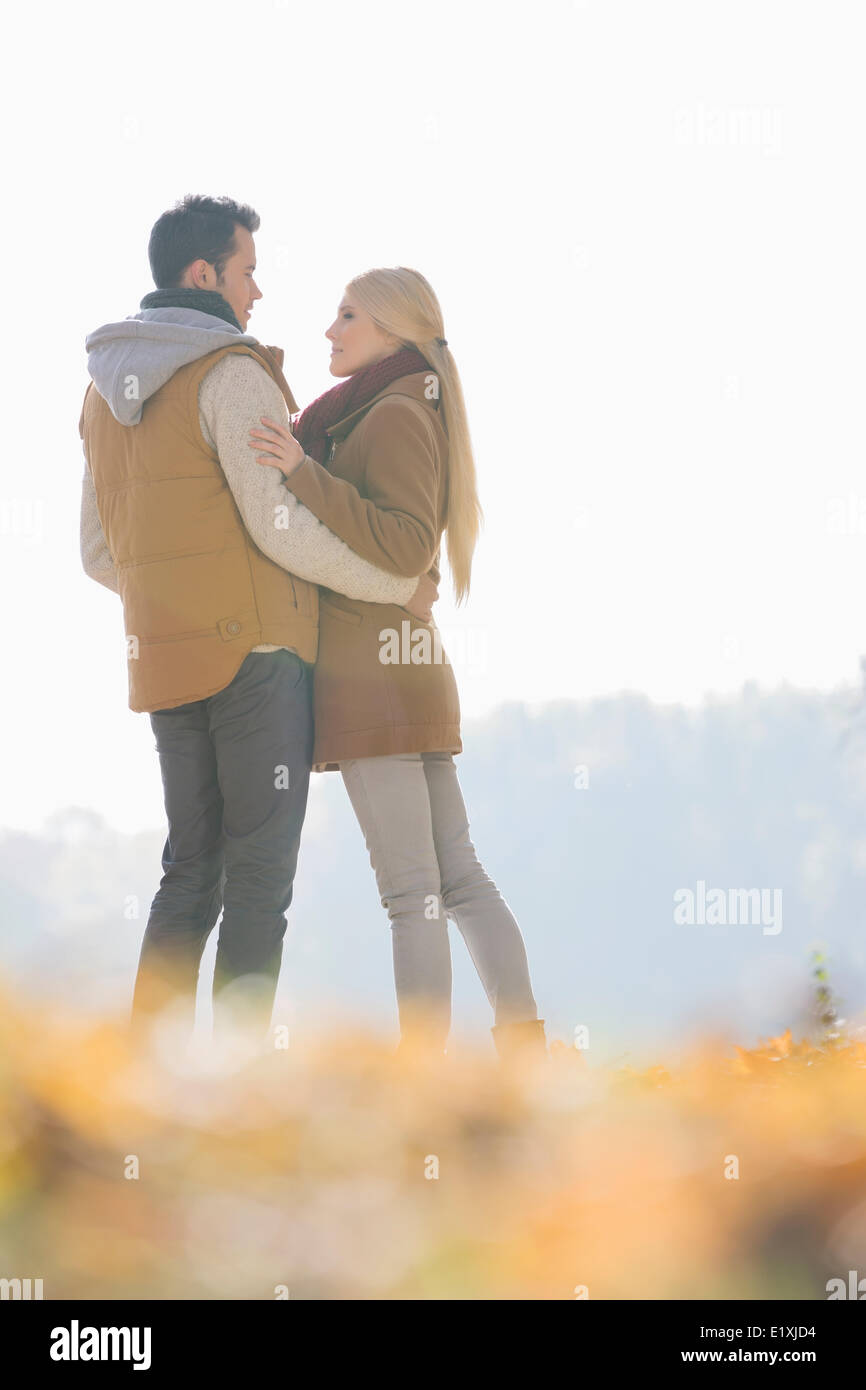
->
<box><xmin>132</xmin><ymin>649</ymin><xmax>313</xmax><ymax>1042</ymax></box>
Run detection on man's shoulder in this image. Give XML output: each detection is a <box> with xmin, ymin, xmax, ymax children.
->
<box><xmin>200</xmin><ymin>345</ymin><xmax>272</xmax><ymax>377</ymax></box>
<box><xmin>198</xmin><ymin>348</ymin><xmax>280</xmax><ymax>396</ymax></box>
<box><xmin>196</xmin><ymin>349</ymin><xmax>287</xmax><ymax>452</ymax></box>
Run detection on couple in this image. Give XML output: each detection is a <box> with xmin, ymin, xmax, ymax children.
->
<box><xmin>79</xmin><ymin>193</ymin><xmax>545</xmax><ymax>1061</ymax></box>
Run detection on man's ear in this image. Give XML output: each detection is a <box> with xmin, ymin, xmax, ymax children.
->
<box><xmin>186</xmin><ymin>259</ymin><xmax>209</xmax><ymax>288</ymax></box>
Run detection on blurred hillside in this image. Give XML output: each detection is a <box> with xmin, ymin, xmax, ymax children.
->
<box><xmin>2</xmin><ymin>682</ymin><xmax>866</xmax><ymax>1063</ymax></box>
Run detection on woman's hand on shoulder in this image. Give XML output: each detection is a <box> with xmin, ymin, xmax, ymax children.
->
<box><xmin>248</xmin><ymin>417</ymin><xmax>306</xmax><ymax>478</ymax></box>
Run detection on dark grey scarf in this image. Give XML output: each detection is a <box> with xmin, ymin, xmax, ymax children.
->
<box><xmin>139</xmin><ymin>287</ymin><xmax>243</xmax><ymax>332</ymax></box>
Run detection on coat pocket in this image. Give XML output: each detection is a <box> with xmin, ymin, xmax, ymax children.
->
<box><xmin>395</xmin><ymin>605</ymin><xmax>433</xmax><ymax>626</ymax></box>
<box><xmin>320</xmin><ymin>596</ymin><xmax>363</xmax><ymax>626</ymax></box>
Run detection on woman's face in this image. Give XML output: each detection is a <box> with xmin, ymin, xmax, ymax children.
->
<box><xmin>325</xmin><ymin>292</ymin><xmax>402</xmax><ymax>376</ymax></box>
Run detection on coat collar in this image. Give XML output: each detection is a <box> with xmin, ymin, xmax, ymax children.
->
<box><xmin>255</xmin><ymin>342</ymin><xmax>299</xmax><ymax>414</ymax></box>
<box><xmin>324</xmin><ymin>370</ymin><xmax>441</xmax><ymax>441</ymax></box>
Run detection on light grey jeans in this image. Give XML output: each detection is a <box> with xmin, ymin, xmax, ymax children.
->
<box><xmin>340</xmin><ymin>750</ymin><xmax>539</xmax><ymax>1044</ymax></box>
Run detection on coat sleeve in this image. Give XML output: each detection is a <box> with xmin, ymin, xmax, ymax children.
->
<box><xmin>198</xmin><ymin>355</ymin><xmax>421</xmax><ymax>604</ymax></box>
<box><xmin>283</xmin><ymin>399</ymin><xmax>441</xmax><ymax>578</ymax></box>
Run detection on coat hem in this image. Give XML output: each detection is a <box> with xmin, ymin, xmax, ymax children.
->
<box><xmin>312</xmin><ymin>723</ymin><xmax>462</xmax><ymax>772</ymax></box>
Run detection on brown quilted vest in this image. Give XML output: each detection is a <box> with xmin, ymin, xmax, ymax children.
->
<box><xmin>79</xmin><ymin>342</ymin><xmax>319</xmax><ymax>712</ymax></box>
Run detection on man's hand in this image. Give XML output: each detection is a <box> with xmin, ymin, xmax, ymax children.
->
<box><xmin>404</xmin><ymin>571</ymin><xmax>439</xmax><ymax>623</ymax></box>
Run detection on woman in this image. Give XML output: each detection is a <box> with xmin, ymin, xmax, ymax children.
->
<box><xmin>249</xmin><ymin>267</ymin><xmax>545</xmax><ymax>1060</ymax></box>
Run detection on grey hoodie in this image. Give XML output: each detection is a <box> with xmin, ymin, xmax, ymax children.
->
<box><xmin>85</xmin><ymin>305</ymin><xmax>260</xmax><ymax>425</ymax></box>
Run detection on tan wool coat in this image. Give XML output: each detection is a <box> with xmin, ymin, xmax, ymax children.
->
<box><xmin>285</xmin><ymin>369</ymin><xmax>462</xmax><ymax>770</ymax></box>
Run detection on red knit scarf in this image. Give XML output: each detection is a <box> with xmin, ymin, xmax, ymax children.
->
<box><xmin>292</xmin><ymin>346</ymin><xmax>433</xmax><ymax>464</ymax></box>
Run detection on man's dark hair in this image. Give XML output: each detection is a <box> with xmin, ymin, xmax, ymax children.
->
<box><xmin>148</xmin><ymin>194</ymin><xmax>260</xmax><ymax>288</ymax></box>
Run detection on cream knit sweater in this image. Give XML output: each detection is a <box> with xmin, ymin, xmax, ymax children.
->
<box><xmin>80</xmin><ymin>354</ymin><xmax>420</xmax><ymax>653</ymax></box>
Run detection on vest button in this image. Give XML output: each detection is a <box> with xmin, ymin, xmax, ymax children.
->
<box><xmin>226</xmin><ymin>620</ymin><xmax>241</xmax><ymax>635</ymax></box>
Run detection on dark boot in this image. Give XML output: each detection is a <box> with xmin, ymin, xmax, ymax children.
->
<box><xmin>491</xmin><ymin>1018</ymin><xmax>547</xmax><ymax>1061</ymax></box>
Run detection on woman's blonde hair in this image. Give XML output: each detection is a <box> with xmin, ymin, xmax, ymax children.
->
<box><xmin>345</xmin><ymin>266</ymin><xmax>483</xmax><ymax>604</ymax></box>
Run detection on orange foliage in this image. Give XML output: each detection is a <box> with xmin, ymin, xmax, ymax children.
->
<box><xmin>1</xmin><ymin>986</ymin><xmax>864</xmax><ymax>1300</ymax></box>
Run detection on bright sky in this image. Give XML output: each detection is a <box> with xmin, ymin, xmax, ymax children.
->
<box><xmin>2</xmin><ymin>0</ymin><xmax>864</xmax><ymax>832</ymax></box>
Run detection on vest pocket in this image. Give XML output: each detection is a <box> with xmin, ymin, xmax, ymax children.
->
<box><xmin>288</xmin><ymin>573</ymin><xmax>315</xmax><ymax>619</ymax></box>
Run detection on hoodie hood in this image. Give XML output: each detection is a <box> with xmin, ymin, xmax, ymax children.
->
<box><xmin>85</xmin><ymin>306</ymin><xmax>260</xmax><ymax>425</ymax></box>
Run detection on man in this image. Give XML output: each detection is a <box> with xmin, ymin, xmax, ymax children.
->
<box><xmin>79</xmin><ymin>194</ymin><xmax>436</xmax><ymax>1046</ymax></box>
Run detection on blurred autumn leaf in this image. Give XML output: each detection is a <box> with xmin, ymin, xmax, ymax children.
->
<box><xmin>1</xmin><ymin>982</ymin><xmax>865</xmax><ymax>1301</ymax></box>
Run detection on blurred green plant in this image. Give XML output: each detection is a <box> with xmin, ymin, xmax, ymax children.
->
<box><xmin>810</xmin><ymin>947</ymin><xmax>846</xmax><ymax>1048</ymax></box>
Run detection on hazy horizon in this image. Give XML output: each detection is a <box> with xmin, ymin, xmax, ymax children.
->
<box><xmin>2</xmin><ymin>0</ymin><xmax>865</xmax><ymax>832</ymax></box>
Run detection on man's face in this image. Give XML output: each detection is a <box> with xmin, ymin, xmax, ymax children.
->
<box><xmin>215</xmin><ymin>225</ymin><xmax>261</xmax><ymax>330</ymax></box>
<box><xmin>180</xmin><ymin>224</ymin><xmax>262</xmax><ymax>330</ymax></box>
